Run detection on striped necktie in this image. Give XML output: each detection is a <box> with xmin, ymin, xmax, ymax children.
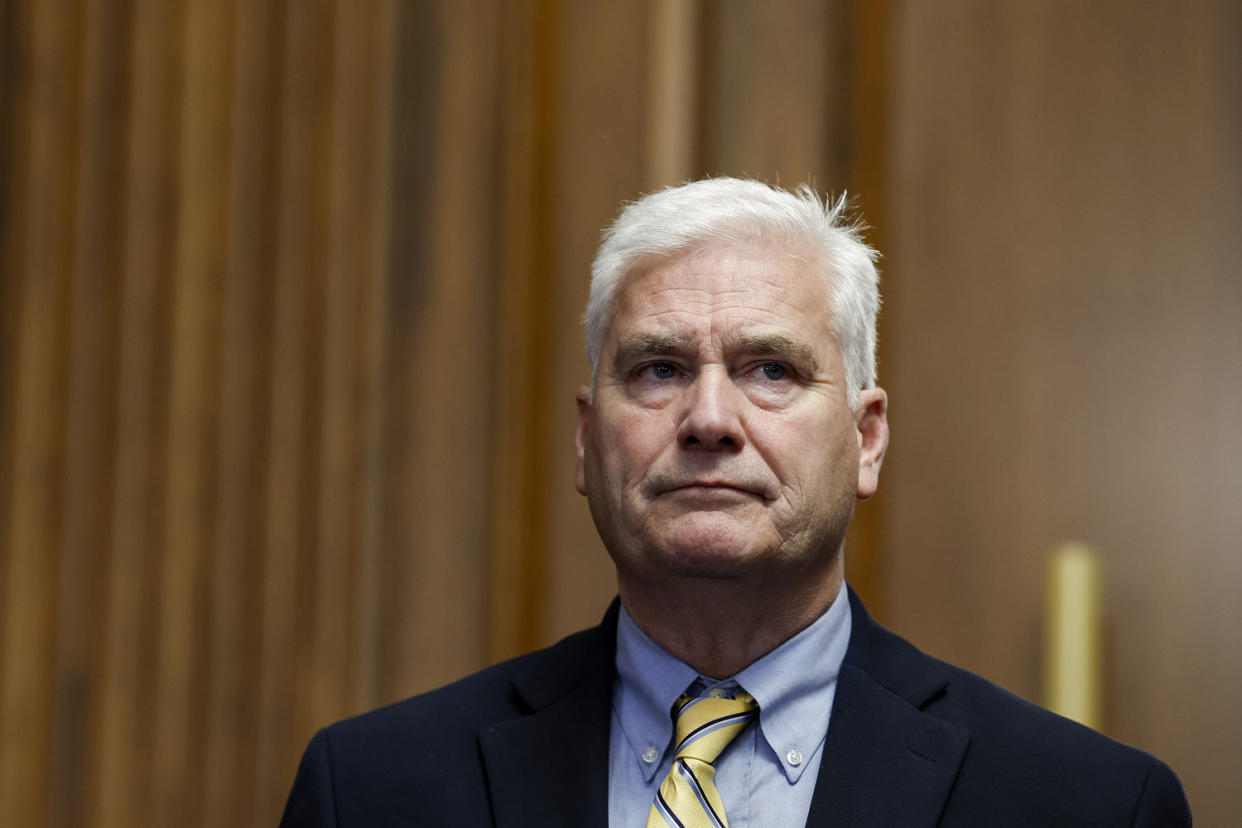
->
<box><xmin>646</xmin><ymin>690</ymin><xmax>759</xmax><ymax>828</ymax></box>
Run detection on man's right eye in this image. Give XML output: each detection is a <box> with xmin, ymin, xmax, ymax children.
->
<box><xmin>640</xmin><ymin>361</ymin><xmax>678</xmax><ymax>380</ymax></box>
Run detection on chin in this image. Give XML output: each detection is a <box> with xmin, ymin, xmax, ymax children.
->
<box><xmin>647</xmin><ymin>515</ymin><xmax>770</xmax><ymax>577</ymax></box>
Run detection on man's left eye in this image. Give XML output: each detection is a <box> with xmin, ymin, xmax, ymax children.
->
<box><xmin>757</xmin><ymin>363</ymin><xmax>788</xmax><ymax>381</ymax></box>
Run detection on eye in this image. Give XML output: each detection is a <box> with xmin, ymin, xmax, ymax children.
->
<box><xmin>640</xmin><ymin>361</ymin><xmax>679</xmax><ymax>380</ymax></box>
<box><xmin>757</xmin><ymin>362</ymin><xmax>788</xmax><ymax>381</ymax></box>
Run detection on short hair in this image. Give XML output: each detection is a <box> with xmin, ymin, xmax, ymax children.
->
<box><xmin>585</xmin><ymin>177</ymin><xmax>881</xmax><ymax>406</ymax></box>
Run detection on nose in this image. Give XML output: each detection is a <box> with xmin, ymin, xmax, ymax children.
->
<box><xmin>676</xmin><ymin>370</ymin><xmax>745</xmax><ymax>452</ymax></box>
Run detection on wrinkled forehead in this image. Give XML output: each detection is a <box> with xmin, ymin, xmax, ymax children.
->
<box><xmin>613</xmin><ymin>237</ymin><xmax>832</xmax><ymax>312</ymax></box>
<box><xmin>605</xmin><ymin>239</ymin><xmax>839</xmax><ymax>354</ymax></box>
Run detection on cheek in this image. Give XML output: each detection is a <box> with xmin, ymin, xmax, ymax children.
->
<box><xmin>591</xmin><ymin>415</ymin><xmax>661</xmax><ymax>493</ymax></box>
<box><xmin>775</xmin><ymin>417</ymin><xmax>858</xmax><ymax>493</ymax></box>
<box><xmin>608</xmin><ymin>411</ymin><xmax>666</xmax><ymax>460</ymax></box>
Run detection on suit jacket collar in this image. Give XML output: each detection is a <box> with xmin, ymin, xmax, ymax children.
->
<box><xmin>806</xmin><ymin>588</ymin><xmax>970</xmax><ymax>827</ymax></box>
<box><xmin>477</xmin><ymin>591</ymin><xmax>971</xmax><ymax>828</ymax></box>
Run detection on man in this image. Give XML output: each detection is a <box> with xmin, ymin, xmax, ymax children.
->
<box><xmin>281</xmin><ymin>178</ymin><xmax>1191</xmax><ymax>826</ymax></box>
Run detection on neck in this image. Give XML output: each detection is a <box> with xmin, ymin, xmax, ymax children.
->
<box><xmin>618</xmin><ymin>555</ymin><xmax>844</xmax><ymax>679</ymax></box>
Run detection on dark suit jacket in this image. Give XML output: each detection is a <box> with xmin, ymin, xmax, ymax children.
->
<box><xmin>280</xmin><ymin>589</ymin><xmax>1191</xmax><ymax>826</ymax></box>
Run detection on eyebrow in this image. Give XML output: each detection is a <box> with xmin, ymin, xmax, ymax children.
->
<box><xmin>613</xmin><ymin>332</ymin><xmax>695</xmax><ymax>362</ymax></box>
<box><xmin>732</xmin><ymin>333</ymin><xmax>820</xmax><ymax>372</ymax></box>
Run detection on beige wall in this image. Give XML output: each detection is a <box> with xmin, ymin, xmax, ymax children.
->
<box><xmin>0</xmin><ymin>1</ymin><xmax>1237</xmax><ymax>825</ymax></box>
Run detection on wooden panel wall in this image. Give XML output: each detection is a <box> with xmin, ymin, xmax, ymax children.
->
<box><xmin>882</xmin><ymin>2</ymin><xmax>1242</xmax><ymax>823</ymax></box>
<box><xmin>6</xmin><ymin>0</ymin><xmax>1233</xmax><ymax>824</ymax></box>
<box><xmin>0</xmin><ymin>1</ymin><xmax>876</xmax><ymax>825</ymax></box>
<box><xmin>0</xmin><ymin>1</ymin><xmax>399</xmax><ymax>825</ymax></box>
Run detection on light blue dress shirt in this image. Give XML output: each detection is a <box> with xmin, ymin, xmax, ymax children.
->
<box><xmin>608</xmin><ymin>581</ymin><xmax>852</xmax><ymax>827</ymax></box>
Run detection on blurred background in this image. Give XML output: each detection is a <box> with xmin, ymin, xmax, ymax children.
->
<box><xmin>1</xmin><ymin>0</ymin><xmax>1239</xmax><ymax>825</ymax></box>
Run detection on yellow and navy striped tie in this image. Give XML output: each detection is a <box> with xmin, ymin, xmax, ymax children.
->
<box><xmin>646</xmin><ymin>690</ymin><xmax>758</xmax><ymax>828</ymax></box>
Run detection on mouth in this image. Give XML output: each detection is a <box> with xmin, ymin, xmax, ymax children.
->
<box><xmin>661</xmin><ymin>480</ymin><xmax>769</xmax><ymax>500</ymax></box>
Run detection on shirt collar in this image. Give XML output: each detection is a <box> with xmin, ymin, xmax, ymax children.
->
<box><xmin>736</xmin><ymin>579</ymin><xmax>851</xmax><ymax>782</ymax></box>
<box><xmin>612</xmin><ymin>581</ymin><xmax>852</xmax><ymax>783</ymax></box>
<box><xmin>613</xmin><ymin>605</ymin><xmax>698</xmax><ymax>782</ymax></box>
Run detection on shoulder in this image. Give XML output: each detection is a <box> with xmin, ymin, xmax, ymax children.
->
<box><xmin>926</xmin><ymin>652</ymin><xmax>1164</xmax><ymax>775</ymax></box>
<box><xmin>279</xmin><ymin>610</ymin><xmax>617</xmax><ymax>826</ymax></box>
<box><xmin>324</xmin><ymin>615</ymin><xmax>613</xmax><ymax>769</ymax></box>
<box><xmin>844</xmin><ymin>590</ymin><xmax>1191</xmax><ymax>825</ymax></box>
<box><xmin>929</xmin><ymin>656</ymin><xmax>1188</xmax><ymax>825</ymax></box>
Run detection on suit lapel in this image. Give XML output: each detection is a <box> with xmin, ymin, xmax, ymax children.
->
<box><xmin>478</xmin><ymin>605</ymin><xmax>618</xmax><ymax>828</ymax></box>
<box><xmin>805</xmin><ymin>591</ymin><xmax>970</xmax><ymax>827</ymax></box>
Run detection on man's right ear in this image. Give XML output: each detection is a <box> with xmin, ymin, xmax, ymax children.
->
<box><xmin>575</xmin><ymin>386</ymin><xmax>592</xmax><ymax>495</ymax></box>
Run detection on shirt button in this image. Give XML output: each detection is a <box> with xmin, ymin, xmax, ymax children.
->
<box><xmin>642</xmin><ymin>747</ymin><xmax>659</xmax><ymax>763</ymax></box>
<box><xmin>708</xmin><ymin>688</ymin><xmax>729</xmax><ymax>699</ymax></box>
<box><xmin>786</xmin><ymin>747</ymin><xmax>804</xmax><ymax>766</ymax></box>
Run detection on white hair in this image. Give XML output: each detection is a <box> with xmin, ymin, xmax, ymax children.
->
<box><xmin>585</xmin><ymin>177</ymin><xmax>881</xmax><ymax>406</ymax></box>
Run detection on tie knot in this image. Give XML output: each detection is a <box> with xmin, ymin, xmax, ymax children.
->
<box><xmin>670</xmin><ymin>691</ymin><xmax>758</xmax><ymax>764</ymax></box>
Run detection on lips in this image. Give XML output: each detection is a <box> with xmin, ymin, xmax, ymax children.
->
<box><xmin>675</xmin><ymin>480</ymin><xmax>749</xmax><ymax>492</ymax></box>
<box><xmin>656</xmin><ymin>478</ymin><xmax>772</xmax><ymax>500</ymax></box>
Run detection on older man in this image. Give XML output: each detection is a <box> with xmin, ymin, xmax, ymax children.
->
<box><xmin>281</xmin><ymin>179</ymin><xmax>1190</xmax><ymax>826</ymax></box>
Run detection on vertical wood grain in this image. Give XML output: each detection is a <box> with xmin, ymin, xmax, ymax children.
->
<box><xmin>95</xmin><ymin>1</ymin><xmax>183</xmax><ymax>824</ymax></box>
<box><xmin>253</xmin><ymin>0</ymin><xmax>330</xmax><ymax>819</ymax></box>
<box><xmin>199</xmin><ymin>1</ymin><xmax>280</xmax><ymax>825</ymax></box>
<box><xmin>308</xmin><ymin>0</ymin><xmax>359</xmax><ymax>737</ymax></box>
<box><xmin>355</xmin><ymin>0</ymin><xmax>397</xmax><ymax>726</ymax></box>
<box><xmin>0</xmin><ymin>1</ymin><xmax>83</xmax><ymax>825</ymax></box>
<box><xmin>392</xmin><ymin>0</ymin><xmax>497</xmax><ymax>682</ymax></box>
<box><xmin>488</xmin><ymin>0</ymin><xmax>551</xmax><ymax>663</ymax></box>
<box><xmin>51</xmin><ymin>0</ymin><xmax>130</xmax><ymax>824</ymax></box>
<box><xmin>372</xmin><ymin>0</ymin><xmax>438</xmax><ymax>707</ymax></box>
<box><xmin>312</xmin><ymin>0</ymin><xmax>389</xmax><ymax>729</ymax></box>
<box><xmin>148</xmin><ymin>1</ymin><xmax>233</xmax><ymax>824</ymax></box>
<box><xmin>645</xmin><ymin>0</ymin><xmax>699</xmax><ymax>189</ymax></box>
<box><xmin>701</xmin><ymin>0</ymin><xmax>846</xmax><ymax>185</ymax></box>
<box><xmin>0</xmin><ymin>0</ymin><xmax>20</xmax><ymax>573</ymax></box>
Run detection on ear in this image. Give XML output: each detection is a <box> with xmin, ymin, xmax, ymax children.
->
<box><xmin>575</xmin><ymin>386</ymin><xmax>592</xmax><ymax>495</ymax></box>
<box><xmin>854</xmin><ymin>387</ymin><xmax>889</xmax><ymax>500</ymax></box>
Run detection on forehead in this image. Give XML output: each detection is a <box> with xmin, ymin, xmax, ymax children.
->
<box><xmin>608</xmin><ymin>240</ymin><xmax>835</xmax><ymax>347</ymax></box>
